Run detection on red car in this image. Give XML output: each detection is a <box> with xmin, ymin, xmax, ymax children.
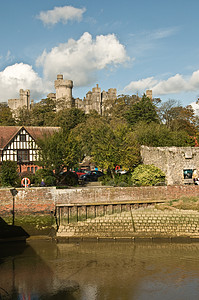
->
<box><xmin>73</xmin><ymin>170</ymin><xmax>87</xmax><ymax>178</ymax></box>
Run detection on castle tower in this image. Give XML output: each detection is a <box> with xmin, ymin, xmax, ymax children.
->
<box><xmin>19</xmin><ymin>89</ymin><xmax>30</xmax><ymax>109</ymax></box>
<box><xmin>54</xmin><ymin>74</ymin><xmax>74</xmax><ymax>109</ymax></box>
<box><xmin>91</xmin><ymin>84</ymin><xmax>101</xmax><ymax>114</ymax></box>
<box><xmin>8</xmin><ymin>89</ymin><xmax>30</xmax><ymax>117</ymax></box>
<box><xmin>101</xmin><ymin>88</ymin><xmax>117</xmax><ymax>115</ymax></box>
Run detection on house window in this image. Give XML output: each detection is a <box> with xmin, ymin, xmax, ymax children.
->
<box><xmin>20</xmin><ymin>134</ymin><xmax>26</xmax><ymax>142</ymax></box>
<box><xmin>183</xmin><ymin>169</ymin><xmax>193</xmax><ymax>179</ymax></box>
<box><xmin>17</xmin><ymin>150</ymin><xmax>29</xmax><ymax>162</ymax></box>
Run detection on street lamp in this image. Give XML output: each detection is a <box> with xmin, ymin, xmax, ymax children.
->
<box><xmin>10</xmin><ymin>188</ymin><xmax>18</xmax><ymax>226</ymax></box>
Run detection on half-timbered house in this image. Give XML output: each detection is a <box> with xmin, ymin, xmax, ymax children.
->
<box><xmin>0</xmin><ymin>126</ymin><xmax>60</xmax><ymax>173</ymax></box>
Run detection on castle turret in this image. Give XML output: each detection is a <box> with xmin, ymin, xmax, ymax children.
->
<box><xmin>54</xmin><ymin>75</ymin><xmax>73</xmax><ymax>110</ymax></box>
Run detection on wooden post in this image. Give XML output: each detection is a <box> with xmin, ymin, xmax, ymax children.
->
<box><xmin>68</xmin><ymin>206</ymin><xmax>70</xmax><ymax>224</ymax></box>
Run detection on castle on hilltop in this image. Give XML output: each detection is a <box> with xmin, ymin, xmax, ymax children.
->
<box><xmin>46</xmin><ymin>74</ymin><xmax>118</xmax><ymax>115</ymax></box>
<box><xmin>8</xmin><ymin>74</ymin><xmax>153</xmax><ymax>116</ymax></box>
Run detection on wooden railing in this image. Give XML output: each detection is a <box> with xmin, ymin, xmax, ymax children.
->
<box><xmin>55</xmin><ymin>199</ymin><xmax>165</xmax><ymax>226</ymax></box>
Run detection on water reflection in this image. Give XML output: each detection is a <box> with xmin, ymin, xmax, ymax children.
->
<box><xmin>1</xmin><ymin>240</ymin><xmax>199</xmax><ymax>299</ymax></box>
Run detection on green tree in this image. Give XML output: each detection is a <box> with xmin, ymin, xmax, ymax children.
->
<box><xmin>16</xmin><ymin>98</ymin><xmax>56</xmax><ymax>126</ymax></box>
<box><xmin>30</xmin><ymin>98</ymin><xmax>56</xmax><ymax>126</ymax></box>
<box><xmin>37</xmin><ymin>129</ymin><xmax>82</xmax><ymax>183</ymax></box>
<box><xmin>37</xmin><ymin>130</ymin><xmax>67</xmax><ymax>180</ymax></box>
<box><xmin>70</xmin><ymin>115</ymin><xmax>141</xmax><ymax>177</ymax></box>
<box><xmin>133</xmin><ymin>121</ymin><xmax>195</xmax><ymax>147</ymax></box>
<box><xmin>16</xmin><ymin>107</ymin><xmax>33</xmax><ymax>126</ymax></box>
<box><xmin>108</xmin><ymin>118</ymin><xmax>141</xmax><ymax>169</ymax></box>
<box><xmin>0</xmin><ymin>104</ymin><xmax>15</xmax><ymax>125</ymax></box>
<box><xmin>124</xmin><ymin>94</ymin><xmax>159</xmax><ymax>126</ymax></box>
<box><xmin>109</xmin><ymin>94</ymin><xmax>139</xmax><ymax>119</ymax></box>
<box><xmin>52</xmin><ymin>108</ymin><xmax>87</xmax><ymax>131</ymax></box>
<box><xmin>0</xmin><ymin>161</ymin><xmax>19</xmax><ymax>187</ymax></box>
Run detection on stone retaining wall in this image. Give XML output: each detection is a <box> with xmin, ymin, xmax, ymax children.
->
<box><xmin>57</xmin><ymin>207</ymin><xmax>199</xmax><ymax>239</ymax></box>
<box><xmin>1</xmin><ymin>185</ymin><xmax>199</xmax><ymax>216</ymax></box>
<box><xmin>1</xmin><ymin>185</ymin><xmax>199</xmax><ymax>236</ymax></box>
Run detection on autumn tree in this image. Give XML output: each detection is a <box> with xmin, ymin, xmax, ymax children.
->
<box><xmin>158</xmin><ymin>100</ymin><xmax>197</xmax><ymax>135</ymax></box>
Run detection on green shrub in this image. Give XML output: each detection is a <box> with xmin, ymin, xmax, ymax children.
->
<box><xmin>59</xmin><ymin>171</ymin><xmax>78</xmax><ymax>186</ymax></box>
<box><xmin>0</xmin><ymin>161</ymin><xmax>19</xmax><ymax>187</ymax></box>
<box><xmin>34</xmin><ymin>169</ymin><xmax>55</xmax><ymax>186</ymax></box>
<box><xmin>114</xmin><ymin>173</ymin><xmax>133</xmax><ymax>186</ymax></box>
<box><xmin>100</xmin><ymin>174</ymin><xmax>115</xmax><ymax>186</ymax></box>
<box><xmin>100</xmin><ymin>172</ymin><xmax>133</xmax><ymax>187</ymax></box>
<box><xmin>131</xmin><ymin>164</ymin><xmax>165</xmax><ymax>186</ymax></box>
<box><xmin>106</xmin><ymin>179</ymin><xmax>116</xmax><ymax>186</ymax></box>
<box><xmin>44</xmin><ymin>175</ymin><xmax>56</xmax><ymax>186</ymax></box>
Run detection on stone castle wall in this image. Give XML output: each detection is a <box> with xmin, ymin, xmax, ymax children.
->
<box><xmin>8</xmin><ymin>89</ymin><xmax>31</xmax><ymax>115</ymax></box>
<box><xmin>141</xmin><ymin>146</ymin><xmax>199</xmax><ymax>185</ymax></box>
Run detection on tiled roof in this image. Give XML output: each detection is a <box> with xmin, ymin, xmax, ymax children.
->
<box><xmin>0</xmin><ymin>126</ymin><xmax>60</xmax><ymax>149</ymax></box>
<box><xmin>25</xmin><ymin>127</ymin><xmax>60</xmax><ymax>142</ymax></box>
<box><xmin>0</xmin><ymin>126</ymin><xmax>20</xmax><ymax>149</ymax></box>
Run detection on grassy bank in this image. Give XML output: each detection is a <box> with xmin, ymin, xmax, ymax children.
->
<box><xmin>156</xmin><ymin>196</ymin><xmax>199</xmax><ymax>211</ymax></box>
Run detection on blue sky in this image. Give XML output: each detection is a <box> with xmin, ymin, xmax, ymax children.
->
<box><xmin>1</xmin><ymin>0</ymin><xmax>199</xmax><ymax>108</ymax></box>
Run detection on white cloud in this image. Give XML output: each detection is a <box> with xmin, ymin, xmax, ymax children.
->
<box><xmin>124</xmin><ymin>71</ymin><xmax>199</xmax><ymax>96</ymax></box>
<box><xmin>37</xmin><ymin>6</ymin><xmax>86</xmax><ymax>26</ymax></box>
<box><xmin>0</xmin><ymin>32</ymin><xmax>128</xmax><ymax>102</ymax></box>
<box><xmin>124</xmin><ymin>77</ymin><xmax>158</xmax><ymax>93</ymax></box>
<box><xmin>36</xmin><ymin>32</ymin><xmax>129</xmax><ymax>86</ymax></box>
<box><xmin>0</xmin><ymin>63</ymin><xmax>51</xmax><ymax>102</ymax></box>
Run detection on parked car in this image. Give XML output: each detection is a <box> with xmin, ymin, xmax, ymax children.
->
<box><xmin>73</xmin><ymin>170</ymin><xmax>87</xmax><ymax>178</ymax></box>
<box><xmin>115</xmin><ymin>169</ymin><xmax>128</xmax><ymax>175</ymax></box>
<box><xmin>79</xmin><ymin>170</ymin><xmax>104</xmax><ymax>182</ymax></box>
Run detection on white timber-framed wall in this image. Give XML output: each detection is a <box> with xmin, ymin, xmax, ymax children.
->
<box><xmin>1</xmin><ymin>128</ymin><xmax>39</xmax><ymax>165</ymax></box>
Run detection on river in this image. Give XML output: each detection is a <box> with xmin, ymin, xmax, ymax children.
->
<box><xmin>0</xmin><ymin>239</ymin><xmax>199</xmax><ymax>299</ymax></box>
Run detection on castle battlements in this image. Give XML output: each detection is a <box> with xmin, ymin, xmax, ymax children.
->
<box><xmin>7</xmin><ymin>74</ymin><xmax>153</xmax><ymax>116</ymax></box>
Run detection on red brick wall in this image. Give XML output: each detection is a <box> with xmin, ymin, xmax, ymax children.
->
<box><xmin>1</xmin><ymin>185</ymin><xmax>199</xmax><ymax>216</ymax></box>
<box><xmin>0</xmin><ymin>187</ymin><xmax>54</xmax><ymax>215</ymax></box>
